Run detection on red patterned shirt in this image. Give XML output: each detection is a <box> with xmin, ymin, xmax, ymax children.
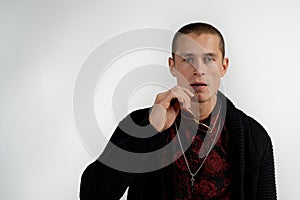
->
<box><xmin>165</xmin><ymin>108</ymin><xmax>237</xmax><ymax>200</ymax></box>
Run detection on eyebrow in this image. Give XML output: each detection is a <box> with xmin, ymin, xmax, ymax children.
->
<box><xmin>203</xmin><ymin>52</ymin><xmax>218</xmax><ymax>58</ymax></box>
<box><xmin>179</xmin><ymin>52</ymin><xmax>196</xmax><ymax>57</ymax></box>
<box><xmin>179</xmin><ymin>52</ymin><xmax>218</xmax><ymax>58</ymax></box>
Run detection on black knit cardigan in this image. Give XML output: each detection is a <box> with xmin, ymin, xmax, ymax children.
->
<box><xmin>80</xmin><ymin>94</ymin><xmax>277</xmax><ymax>200</ymax></box>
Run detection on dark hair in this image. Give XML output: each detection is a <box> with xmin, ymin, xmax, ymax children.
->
<box><xmin>172</xmin><ymin>22</ymin><xmax>225</xmax><ymax>58</ymax></box>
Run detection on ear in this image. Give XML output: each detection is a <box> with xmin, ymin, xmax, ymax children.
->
<box><xmin>168</xmin><ymin>57</ymin><xmax>176</xmax><ymax>77</ymax></box>
<box><xmin>220</xmin><ymin>57</ymin><xmax>229</xmax><ymax>77</ymax></box>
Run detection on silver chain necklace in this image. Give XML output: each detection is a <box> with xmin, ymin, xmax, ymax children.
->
<box><xmin>174</xmin><ymin>105</ymin><xmax>222</xmax><ymax>194</ymax></box>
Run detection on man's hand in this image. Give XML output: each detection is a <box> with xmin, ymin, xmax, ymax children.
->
<box><xmin>149</xmin><ymin>86</ymin><xmax>194</xmax><ymax>132</ymax></box>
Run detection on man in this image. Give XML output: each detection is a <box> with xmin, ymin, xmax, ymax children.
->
<box><xmin>80</xmin><ymin>22</ymin><xmax>277</xmax><ymax>199</ymax></box>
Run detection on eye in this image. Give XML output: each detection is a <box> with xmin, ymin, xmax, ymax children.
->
<box><xmin>203</xmin><ymin>56</ymin><xmax>214</xmax><ymax>63</ymax></box>
<box><xmin>183</xmin><ymin>57</ymin><xmax>194</xmax><ymax>63</ymax></box>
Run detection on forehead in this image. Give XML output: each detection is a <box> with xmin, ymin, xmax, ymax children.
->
<box><xmin>174</xmin><ymin>33</ymin><xmax>221</xmax><ymax>57</ymax></box>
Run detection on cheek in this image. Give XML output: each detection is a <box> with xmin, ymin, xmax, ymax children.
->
<box><xmin>207</xmin><ymin>70</ymin><xmax>221</xmax><ymax>88</ymax></box>
<box><xmin>177</xmin><ymin>75</ymin><xmax>190</xmax><ymax>86</ymax></box>
<box><xmin>211</xmin><ymin>77</ymin><xmax>221</xmax><ymax>91</ymax></box>
<box><xmin>207</xmin><ymin>67</ymin><xmax>220</xmax><ymax>79</ymax></box>
<box><xmin>175</xmin><ymin>68</ymin><xmax>192</xmax><ymax>80</ymax></box>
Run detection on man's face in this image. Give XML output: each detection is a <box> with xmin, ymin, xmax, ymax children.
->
<box><xmin>169</xmin><ymin>33</ymin><xmax>228</xmax><ymax>103</ymax></box>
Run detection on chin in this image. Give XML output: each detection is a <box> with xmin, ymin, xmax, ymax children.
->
<box><xmin>193</xmin><ymin>93</ymin><xmax>216</xmax><ymax>104</ymax></box>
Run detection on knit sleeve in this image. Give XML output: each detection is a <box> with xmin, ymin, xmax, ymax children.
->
<box><xmin>256</xmin><ymin>137</ymin><xmax>277</xmax><ymax>199</ymax></box>
<box><xmin>80</xmin><ymin>159</ymin><xmax>133</xmax><ymax>200</ymax></box>
<box><xmin>79</xmin><ymin>108</ymin><xmax>159</xmax><ymax>200</ymax></box>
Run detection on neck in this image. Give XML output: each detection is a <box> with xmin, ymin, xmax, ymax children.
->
<box><xmin>189</xmin><ymin>95</ymin><xmax>217</xmax><ymax>121</ymax></box>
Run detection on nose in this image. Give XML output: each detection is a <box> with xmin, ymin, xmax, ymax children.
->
<box><xmin>192</xmin><ymin>59</ymin><xmax>205</xmax><ymax>76</ymax></box>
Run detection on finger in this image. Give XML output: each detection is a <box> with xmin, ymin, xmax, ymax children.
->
<box><xmin>154</xmin><ymin>90</ymin><xmax>177</xmax><ymax>109</ymax></box>
<box><xmin>177</xmin><ymin>89</ymin><xmax>191</xmax><ymax>110</ymax></box>
<box><xmin>156</xmin><ymin>86</ymin><xmax>193</xmax><ymax>110</ymax></box>
<box><xmin>178</xmin><ymin>86</ymin><xmax>195</xmax><ymax>97</ymax></box>
<box><xmin>172</xmin><ymin>88</ymin><xmax>191</xmax><ymax>110</ymax></box>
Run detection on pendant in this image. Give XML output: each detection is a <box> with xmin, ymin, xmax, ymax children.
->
<box><xmin>191</xmin><ymin>176</ymin><xmax>195</xmax><ymax>194</ymax></box>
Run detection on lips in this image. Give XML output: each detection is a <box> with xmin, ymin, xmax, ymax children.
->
<box><xmin>190</xmin><ymin>82</ymin><xmax>208</xmax><ymax>90</ymax></box>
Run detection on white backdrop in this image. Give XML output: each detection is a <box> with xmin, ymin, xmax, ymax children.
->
<box><xmin>1</xmin><ymin>0</ymin><xmax>299</xmax><ymax>199</ymax></box>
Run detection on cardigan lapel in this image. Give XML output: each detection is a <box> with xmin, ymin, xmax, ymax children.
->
<box><xmin>224</xmin><ymin>96</ymin><xmax>245</xmax><ymax>200</ymax></box>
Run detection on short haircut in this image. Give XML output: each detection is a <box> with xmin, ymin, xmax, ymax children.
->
<box><xmin>172</xmin><ymin>22</ymin><xmax>225</xmax><ymax>59</ymax></box>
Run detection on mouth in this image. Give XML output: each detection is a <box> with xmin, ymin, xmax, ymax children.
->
<box><xmin>190</xmin><ymin>83</ymin><xmax>208</xmax><ymax>91</ymax></box>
